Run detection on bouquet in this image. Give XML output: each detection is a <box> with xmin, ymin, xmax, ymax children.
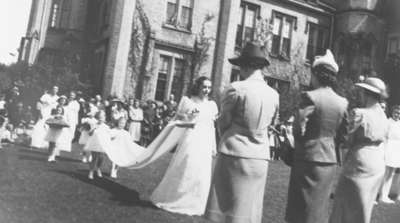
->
<box><xmin>45</xmin><ymin>117</ymin><xmax>69</xmax><ymax>129</ymax></box>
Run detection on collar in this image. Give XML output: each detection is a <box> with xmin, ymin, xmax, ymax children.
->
<box><xmin>246</xmin><ymin>70</ymin><xmax>264</xmax><ymax>81</ymax></box>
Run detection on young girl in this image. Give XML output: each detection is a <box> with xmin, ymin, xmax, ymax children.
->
<box><xmin>380</xmin><ymin>105</ymin><xmax>400</xmax><ymax>203</ymax></box>
<box><xmin>109</xmin><ymin>117</ymin><xmax>133</xmax><ymax>178</ymax></box>
<box><xmin>78</xmin><ymin>113</ymin><xmax>97</xmax><ymax>163</ymax></box>
<box><xmin>45</xmin><ymin>105</ymin><xmax>69</xmax><ymax>162</ymax></box>
<box><xmin>84</xmin><ymin>111</ymin><xmax>110</xmax><ymax>180</ymax></box>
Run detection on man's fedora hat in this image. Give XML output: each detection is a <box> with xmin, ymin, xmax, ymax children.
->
<box><xmin>228</xmin><ymin>42</ymin><xmax>270</xmax><ymax>67</ymax></box>
<box><xmin>355</xmin><ymin>77</ymin><xmax>388</xmax><ymax>98</ymax></box>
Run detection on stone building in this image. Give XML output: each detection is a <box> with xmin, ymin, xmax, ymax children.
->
<box><xmin>19</xmin><ymin>0</ymin><xmax>400</xmax><ymax>103</ymax></box>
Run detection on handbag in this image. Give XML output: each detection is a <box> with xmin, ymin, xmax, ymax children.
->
<box><xmin>279</xmin><ymin>129</ymin><xmax>294</xmax><ymax>167</ymax></box>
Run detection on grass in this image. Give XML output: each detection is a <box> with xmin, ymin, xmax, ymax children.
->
<box><xmin>0</xmin><ymin>144</ymin><xmax>399</xmax><ymax>223</ymax></box>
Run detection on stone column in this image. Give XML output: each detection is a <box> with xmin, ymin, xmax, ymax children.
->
<box><xmin>103</xmin><ymin>0</ymin><xmax>136</xmax><ymax>97</ymax></box>
<box><xmin>211</xmin><ymin>0</ymin><xmax>241</xmax><ymax>103</ymax></box>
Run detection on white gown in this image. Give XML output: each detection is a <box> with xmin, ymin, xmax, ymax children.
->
<box><xmin>150</xmin><ymin>97</ymin><xmax>218</xmax><ymax>215</ymax></box>
<box><xmin>103</xmin><ymin>96</ymin><xmax>218</xmax><ymax>215</ymax></box>
<box><xmin>385</xmin><ymin>118</ymin><xmax>400</xmax><ymax>168</ymax></box>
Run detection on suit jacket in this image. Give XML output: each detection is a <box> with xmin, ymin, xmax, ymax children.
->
<box><xmin>217</xmin><ymin>73</ymin><xmax>279</xmax><ymax>160</ymax></box>
<box><xmin>293</xmin><ymin>87</ymin><xmax>348</xmax><ymax>164</ymax></box>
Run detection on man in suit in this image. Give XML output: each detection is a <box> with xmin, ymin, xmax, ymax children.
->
<box><xmin>285</xmin><ymin>50</ymin><xmax>348</xmax><ymax>223</ymax></box>
<box><xmin>205</xmin><ymin>42</ymin><xmax>279</xmax><ymax>223</ymax></box>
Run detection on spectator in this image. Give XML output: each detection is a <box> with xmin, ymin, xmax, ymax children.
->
<box><xmin>9</xmin><ymin>102</ymin><xmax>24</xmax><ymax>127</ymax></box>
<box><xmin>0</xmin><ymin>94</ymin><xmax>6</xmax><ymax>116</ymax></box>
<box><xmin>128</xmin><ymin>98</ymin><xmax>143</xmax><ymax>144</ymax></box>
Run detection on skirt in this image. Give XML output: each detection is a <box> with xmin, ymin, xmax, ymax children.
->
<box><xmin>329</xmin><ymin>146</ymin><xmax>385</xmax><ymax>223</ymax></box>
<box><xmin>285</xmin><ymin>161</ymin><xmax>337</xmax><ymax>223</ymax></box>
<box><xmin>385</xmin><ymin>140</ymin><xmax>400</xmax><ymax>168</ymax></box>
<box><xmin>205</xmin><ymin>154</ymin><xmax>268</xmax><ymax>223</ymax></box>
<box><xmin>128</xmin><ymin>121</ymin><xmax>141</xmax><ymax>142</ymax></box>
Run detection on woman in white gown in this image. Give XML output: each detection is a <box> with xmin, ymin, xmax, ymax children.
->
<box><xmin>150</xmin><ymin>76</ymin><xmax>218</xmax><ymax>216</ymax></box>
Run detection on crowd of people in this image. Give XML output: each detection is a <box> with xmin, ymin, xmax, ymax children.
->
<box><xmin>2</xmin><ymin>42</ymin><xmax>400</xmax><ymax>223</ymax></box>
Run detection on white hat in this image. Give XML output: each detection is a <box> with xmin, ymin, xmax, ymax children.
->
<box><xmin>312</xmin><ymin>49</ymin><xmax>339</xmax><ymax>74</ymax></box>
<box><xmin>355</xmin><ymin>77</ymin><xmax>388</xmax><ymax>98</ymax></box>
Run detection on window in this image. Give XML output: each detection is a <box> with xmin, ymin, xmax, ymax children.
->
<box><xmin>230</xmin><ymin>69</ymin><xmax>243</xmax><ymax>82</ymax></box>
<box><xmin>49</xmin><ymin>0</ymin><xmax>61</xmax><ymax>28</ymax></box>
<box><xmin>155</xmin><ymin>55</ymin><xmax>187</xmax><ymax>101</ymax></box>
<box><xmin>102</xmin><ymin>1</ymin><xmax>111</xmax><ymax>29</ymax></box>
<box><xmin>306</xmin><ymin>23</ymin><xmax>329</xmax><ymax>61</ymax></box>
<box><xmin>361</xmin><ymin>41</ymin><xmax>372</xmax><ymax>72</ymax></box>
<box><xmin>165</xmin><ymin>0</ymin><xmax>193</xmax><ymax>30</ymax></box>
<box><xmin>264</xmin><ymin>76</ymin><xmax>290</xmax><ymax>94</ymax></box>
<box><xmin>388</xmin><ymin>37</ymin><xmax>399</xmax><ymax>55</ymax></box>
<box><xmin>155</xmin><ymin>56</ymin><xmax>171</xmax><ymax>101</ymax></box>
<box><xmin>271</xmin><ymin>12</ymin><xmax>295</xmax><ymax>59</ymax></box>
<box><xmin>235</xmin><ymin>2</ymin><xmax>259</xmax><ymax>47</ymax></box>
<box><xmin>171</xmin><ymin>59</ymin><xmax>185</xmax><ymax>100</ymax></box>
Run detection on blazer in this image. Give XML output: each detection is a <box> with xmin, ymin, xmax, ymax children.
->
<box><xmin>293</xmin><ymin>87</ymin><xmax>348</xmax><ymax>164</ymax></box>
<box><xmin>217</xmin><ymin>73</ymin><xmax>279</xmax><ymax>160</ymax></box>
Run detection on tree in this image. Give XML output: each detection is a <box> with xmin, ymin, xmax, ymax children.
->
<box><xmin>0</xmin><ymin>60</ymin><xmax>93</xmax><ymax>107</ymax></box>
<box><xmin>254</xmin><ymin>16</ymin><xmax>310</xmax><ymax>120</ymax></box>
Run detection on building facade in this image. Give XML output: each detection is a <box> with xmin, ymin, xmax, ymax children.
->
<box><xmin>19</xmin><ymin>0</ymin><xmax>400</xmax><ymax>103</ymax></box>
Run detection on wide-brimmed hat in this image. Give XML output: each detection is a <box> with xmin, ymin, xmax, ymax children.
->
<box><xmin>110</xmin><ymin>97</ymin><xmax>124</xmax><ymax>104</ymax></box>
<box><xmin>57</xmin><ymin>95</ymin><xmax>67</xmax><ymax>102</ymax></box>
<box><xmin>312</xmin><ymin>49</ymin><xmax>339</xmax><ymax>74</ymax></box>
<box><xmin>355</xmin><ymin>77</ymin><xmax>388</xmax><ymax>98</ymax></box>
<box><xmin>228</xmin><ymin>42</ymin><xmax>270</xmax><ymax>67</ymax></box>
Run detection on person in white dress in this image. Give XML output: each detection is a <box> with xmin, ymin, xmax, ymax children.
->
<box><xmin>84</xmin><ymin>111</ymin><xmax>110</xmax><ymax>180</ymax></box>
<box><xmin>109</xmin><ymin>117</ymin><xmax>133</xmax><ymax>178</ymax></box>
<box><xmin>65</xmin><ymin>91</ymin><xmax>80</xmax><ymax>143</ymax></box>
<box><xmin>128</xmin><ymin>99</ymin><xmax>143</xmax><ymax>143</ymax></box>
<box><xmin>31</xmin><ymin>86</ymin><xmax>59</xmax><ymax>148</ymax></box>
<box><xmin>45</xmin><ymin>105</ymin><xmax>69</xmax><ymax>162</ymax></box>
<box><xmin>380</xmin><ymin>105</ymin><xmax>400</xmax><ymax>203</ymax></box>
<box><xmin>150</xmin><ymin>76</ymin><xmax>218</xmax><ymax>216</ymax></box>
<box><xmin>78</xmin><ymin>113</ymin><xmax>97</xmax><ymax>163</ymax></box>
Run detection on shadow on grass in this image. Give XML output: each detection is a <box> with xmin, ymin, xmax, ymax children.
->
<box><xmin>18</xmin><ymin>148</ymin><xmax>81</xmax><ymax>163</ymax></box>
<box><xmin>54</xmin><ymin>169</ymin><xmax>157</xmax><ymax>209</ymax></box>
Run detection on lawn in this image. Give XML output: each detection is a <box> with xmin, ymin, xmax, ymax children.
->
<box><xmin>0</xmin><ymin>145</ymin><xmax>399</xmax><ymax>223</ymax></box>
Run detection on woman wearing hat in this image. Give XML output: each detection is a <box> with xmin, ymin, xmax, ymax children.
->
<box><xmin>285</xmin><ymin>50</ymin><xmax>348</xmax><ymax>223</ymax></box>
<box><xmin>329</xmin><ymin>77</ymin><xmax>389</xmax><ymax>223</ymax></box>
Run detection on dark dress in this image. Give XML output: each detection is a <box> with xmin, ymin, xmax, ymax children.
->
<box><xmin>285</xmin><ymin>88</ymin><xmax>348</xmax><ymax>223</ymax></box>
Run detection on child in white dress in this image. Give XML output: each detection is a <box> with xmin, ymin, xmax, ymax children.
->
<box><xmin>109</xmin><ymin>117</ymin><xmax>132</xmax><ymax>178</ymax></box>
<box><xmin>45</xmin><ymin>105</ymin><xmax>69</xmax><ymax>162</ymax></box>
<box><xmin>78</xmin><ymin>114</ymin><xmax>97</xmax><ymax>163</ymax></box>
<box><xmin>84</xmin><ymin>111</ymin><xmax>110</xmax><ymax>180</ymax></box>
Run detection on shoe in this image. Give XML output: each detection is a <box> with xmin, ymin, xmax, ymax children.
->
<box><xmin>96</xmin><ymin>169</ymin><xmax>103</xmax><ymax>178</ymax></box>
<box><xmin>88</xmin><ymin>171</ymin><xmax>94</xmax><ymax>180</ymax></box>
<box><xmin>380</xmin><ymin>197</ymin><xmax>395</xmax><ymax>204</ymax></box>
<box><xmin>82</xmin><ymin>157</ymin><xmax>87</xmax><ymax>163</ymax></box>
<box><xmin>110</xmin><ymin>170</ymin><xmax>117</xmax><ymax>179</ymax></box>
<box><xmin>47</xmin><ymin>156</ymin><xmax>55</xmax><ymax>162</ymax></box>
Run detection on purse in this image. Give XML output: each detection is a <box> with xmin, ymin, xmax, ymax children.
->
<box><xmin>279</xmin><ymin>129</ymin><xmax>294</xmax><ymax>167</ymax></box>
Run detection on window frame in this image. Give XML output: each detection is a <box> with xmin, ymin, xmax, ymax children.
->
<box><xmin>155</xmin><ymin>52</ymin><xmax>187</xmax><ymax>102</ymax></box>
<box><xmin>235</xmin><ymin>1</ymin><xmax>260</xmax><ymax>48</ymax></box>
<box><xmin>164</xmin><ymin>0</ymin><xmax>194</xmax><ymax>32</ymax></box>
<box><xmin>49</xmin><ymin>0</ymin><xmax>63</xmax><ymax>29</ymax></box>
<box><xmin>305</xmin><ymin>22</ymin><xmax>330</xmax><ymax>62</ymax></box>
<box><xmin>270</xmin><ymin>11</ymin><xmax>297</xmax><ymax>60</ymax></box>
